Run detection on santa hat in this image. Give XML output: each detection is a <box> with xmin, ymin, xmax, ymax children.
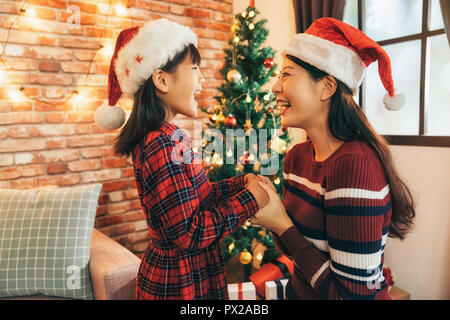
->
<box><xmin>95</xmin><ymin>18</ymin><xmax>198</xmax><ymax>130</ymax></box>
<box><xmin>282</xmin><ymin>17</ymin><xmax>405</xmax><ymax>111</ymax></box>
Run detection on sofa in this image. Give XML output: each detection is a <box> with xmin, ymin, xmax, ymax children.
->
<box><xmin>1</xmin><ymin>228</ymin><xmax>141</xmax><ymax>300</ymax></box>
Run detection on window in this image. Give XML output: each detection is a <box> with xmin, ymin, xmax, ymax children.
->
<box><xmin>343</xmin><ymin>0</ymin><xmax>449</xmax><ymax>147</ymax></box>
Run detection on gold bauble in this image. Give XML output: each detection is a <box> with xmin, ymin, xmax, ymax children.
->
<box><xmin>239</xmin><ymin>250</ymin><xmax>253</xmax><ymax>265</ymax></box>
<box><xmin>231</xmin><ymin>23</ymin><xmax>239</xmax><ymax>33</ymax></box>
<box><xmin>216</xmin><ymin>112</ymin><xmax>225</xmax><ymax>124</ymax></box>
<box><xmin>227</xmin><ymin>69</ymin><xmax>242</xmax><ymax>83</ymax></box>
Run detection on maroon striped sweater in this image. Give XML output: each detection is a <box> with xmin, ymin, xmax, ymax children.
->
<box><xmin>273</xmin><ymin>139</ymin><xmax>392</xmax><ymax>300</ymax></box>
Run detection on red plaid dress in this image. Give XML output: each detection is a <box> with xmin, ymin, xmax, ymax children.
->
<box><xmin>132</xmin><ymin>121</ymin><xmax>259</xmax><ymax>300</ymax></box>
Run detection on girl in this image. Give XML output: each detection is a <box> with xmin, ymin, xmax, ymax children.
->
<box><xmin>250</xmin><ymin>18</ymin><xmax>415</xmax><ymax>300</ymax></box>
<box><xmin>97</xmin><ymin>19</ymin><xmax>269</xmax><ymax>299</ymax></box>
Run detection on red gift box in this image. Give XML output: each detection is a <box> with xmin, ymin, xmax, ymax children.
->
<box><xmin>249</xmin><ymin>255</ymin><xmax>294</xmax><ymax>298</ymax></box>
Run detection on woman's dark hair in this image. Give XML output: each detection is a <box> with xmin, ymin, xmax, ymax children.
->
<box><xmin>114</xmin><ymin>43</ymin><xmax>201</xmax><ymax>157</ymax></box>
<box><xmin>286</xmin><ymin>54</ymin><xmax>415</xmax><ymax>240</ymax></box>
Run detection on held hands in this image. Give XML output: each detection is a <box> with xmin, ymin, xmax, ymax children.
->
<box><xmin>245</xmin><ymin>173</ymin><xmax>269</xmax><ymax>209</ymax></box>
<box><xmin>249</xmin><ymin>178</ymin><xmax>294</xmax><ymax>236</ymax></box>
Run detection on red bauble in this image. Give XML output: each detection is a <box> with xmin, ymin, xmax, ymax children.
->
<box><xmin>263</xmin><ymin>57</ymin><xmax>274</xmax><ymax>69</ymax></box>
<box><xmin>239</xmin><ymin>154</ymin><xmax>250</xmax><ymax>165</ymax></box>
<box><xmin>225</xmin><ymin>116</ymin><xmax>237</xmax><ymax>127</ymax></box>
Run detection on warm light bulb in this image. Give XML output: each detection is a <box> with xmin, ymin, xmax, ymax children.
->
<box><xmin>248</xmin><ymin>10</ymin><xmax>255</xmax><ymax>18</ymax></box>
<box><xmin>9</xmin><ymin>88</ymin><xmax>23</xmax><ymax>101</ymax></box>
<box><xmin>226</xmin><ymin>149</ymin><xmax>233</xmax><ymax>157</ymax></box>
<box><xmin>245</xmin><ymin>95</ymin><xmax>252</xmax><ymax>103</ymax></box>
<box><xmin>256</xmin><ymin>253</ymin><xmax>263</xmax><ymax>261</ymax></box>
<box><xmin>115</xmin><ymin>4</ymin><xmax>127</xmax><ymax>16</ymax></box>
<box><xmin>0</xmin><ymin>71</ymin><xmax>6</xmax><ymax>85</ymax></box>
<box><xmin>274</xmin><ymin>177</ymin><xmax>280</xmax><ymax>185</ymax></box>
<box><xmin>25</xmin><ymin>8</ymin><xmax>36</xmax><ymax>17</ymax></box>
<box><xmin>233</xmin><ymin>36</ymin><xmax>240</xmax><ymax>43</ymax></box>
<box><xmin>249</xmin><ymin>23</ymin><xmax>254</xmax><ymax>30</ymax></box>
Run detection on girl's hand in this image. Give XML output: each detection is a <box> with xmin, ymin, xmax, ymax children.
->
<box><xmin>246</xmin><ymin>178</ymin><xmax>269</xmax><ymax>209</ymax></box>
<box><xmin>244</xmin><ymin>173</ymin><xmax>257</xmax><ymax>187</ymax></box>
<box><xmin>250</xmin><ymin>181</ymin><xmax>293</xmax><ymax>236</ymax></box>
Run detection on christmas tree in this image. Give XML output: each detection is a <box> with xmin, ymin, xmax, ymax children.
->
<box><xmin>199</xmin><ymin>4</ymin><xmax>291</xmax><ymax>281</ymax></box>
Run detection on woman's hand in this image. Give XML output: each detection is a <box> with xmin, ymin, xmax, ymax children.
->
<box><xmin>249</xmin><ymin>181</ymin><xmax>294</xmax><ymax>236</ymax></box>
<box><xmin>244</xmin><ymin>173</ymin><xmax>257</xmax><ymax>187</ymax></box>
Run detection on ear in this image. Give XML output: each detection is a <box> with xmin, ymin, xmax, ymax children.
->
<box><xmin>152</xmin><ymin>69</ymin><xmax>169</xmax><ymax>93</ymax></box>
<box><xmin>320</xmin><ymin>76</ymin><xmax>337</xmax><ymax>101</ymax></box>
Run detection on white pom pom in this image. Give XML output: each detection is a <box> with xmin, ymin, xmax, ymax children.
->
<box><xmin>95</xmin><ymin>103</ymin><xmax>126</xmax><ymax>130</ymax></box>
<box><xmin>383</xmin><ymin>92</ymin><xmax>405</xmax><ymax>111</ymax></box>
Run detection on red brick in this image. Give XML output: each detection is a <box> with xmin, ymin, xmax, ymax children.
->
<box><xmin>60</xmin><ymin>37</ymin><xmax>100</xmax><ymax>49</ymax></box>
<box><xmin>66</xmin><ymin>136</ymin><xmax>105</xmax><ymax>148</ymax></box>
<box><xmin>0</xmin><ymin>139</ymin><xmax>46</xmax><ymax>153</ymax></box>
<box><xmin>122</xmin><ymin>167</ymin><xmax>134</xmax><ymax>178</ymax></box>
<box><xmin>185</xmin><ymin>8</ymin><xmax>211</xmax><ymax>19</ymax></box>
<box><xmin>30</xmin><ymin>73</ymin><xmax>72</xmax><ymax>86</ymax></box>
<box><xmin>68</xmin><ymin>160</ymin><xmax>101</xmax><ymax>172</ymax></box>
<box><xmin>15</xmin><ymin>152</ymin><xmax>37</xmax><ymax>165</ymax></box>
<box><xmin>31</xmin><ymin>124</ymin><xmax>74</xmax><ymax>137</ymax></box>
<box><xmin>0</xmin><ymin>154</ymin><xmax>13</xmax><ymax>167</ymax></box>
<box><xmin>21</xmin><ymin>165</ymin><xmax>45</xmax><ymax>177</ymax></box>
<box><xmin>138</xmin><ymin>1</ymin><xmax>170</xmax><ymax>13</ymax></box>
<box><xmin>46</xmin><ymin>138</ymin><xmax>66</xmax><ymax>149</ymax></box>
<box><xmin>8</xmin><ymin>126</ymin><xmax>31</xmax><ymax>138</ymax></box>
<box><xmin>38</xmin><ymin>174</ymin><xmax>81</xmax><ymax>187</ymax></box>
<box><xmin>102</xmin><ymin>180</ymin><xmax>129</xmax><ymax>192</ymax></box>
<box><xmin>11</xmin><ymin>178</ymin><xmax>38</xmax><ymax>189</ymax></box>
<box><xmin>102</xmin><ymin>158</ymin><xmax>127</xmax><ymax>169</ymax></box>
<box><xmin>26</xmin><ymin>0</ymin><xmax>67</xmax><ymax>9</ymax></box>
<box><xmin>29</xmin><ymin>46</ymin><xmax>72</xmax><ymax>60</ymax></box>
<box><xmin>0</xmin><ymin>167</ymin><xmax>23</xmax><ymax>180</ymax></box>
<box><xmin>37</xmin><ymin>149</ymin><xmax>80</xmax><ymax>163</ymax></box>
<box><xmin>124</xmin><ymin>211</ymin><xmax>146</xmax><ymax>222</ymax></box>
<box><xmin>95</xmin><ymin>214</ymin><xmax>125</xmax><ymax>228</ymax></box>
<box><xmin>81</xmin><ymin>148</ymin><xmax>103</xmax><ymax>159</ymax></box>
<box><xmin>47</xmin><ymin>163</ymin><xmax>68</xmax><ymax>175</ymax></box>
<box><xmin>109</xmin><ymin>222</ymin><xmax>135</xmax><ymax>236</ymax></box>
<box><xmin>80</xmin><ymin>168</ymin><xmax>121</xmax><ymax>183</ymax></box>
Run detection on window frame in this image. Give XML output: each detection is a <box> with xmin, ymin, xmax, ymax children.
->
<box><xmin>356</xmin><ymin>0</ymin><xmax>449</xmax><ymax>147</ymax></box>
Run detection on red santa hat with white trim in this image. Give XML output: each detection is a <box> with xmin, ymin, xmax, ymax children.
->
<box><xmin>95</xmin><ymin>18</ymin><xmax>198</xmax><ymax>130</ymax></box>
<box><xmin>282</xmin><ymin>17</ymin><xmax>405</xmax><ymax>111</ymax></box>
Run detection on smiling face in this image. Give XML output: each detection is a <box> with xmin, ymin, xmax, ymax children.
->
<box><xmin>271</xmin><ymin>57</ymin><xmax>328</xmax><ymax>130</ymax></box>
<box><xmin>162</xmin><ymin>55</ymin><xmax>204</xmax><ymax>120</ymax></box>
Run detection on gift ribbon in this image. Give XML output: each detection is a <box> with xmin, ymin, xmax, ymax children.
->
<box><xmin>238</xmin><ymin>283</ymin><xmax>243</xmax><ymax>300</ymax></box>
<box><xmin>271</xmin><ymin>259</ymin><xmax>291</xmax><ymax>279</ymax></box>
<box><xmin>274</xmin><ymin>278</ymin><xmax>284</xmax><ymax>300</ymax></box>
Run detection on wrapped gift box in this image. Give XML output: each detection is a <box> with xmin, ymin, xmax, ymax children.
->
<box><xmin>249</xmin><ymin>255</ymin><xmax>294</xmax><ymax>298</ymax></box>
<box><xmin>265</xmin><ymin>278</ymin><xmax>289</xmax><ymax>300</ymax></box>
<box><xmin>228</xmin><ymin>282</ymin><xmax>257</xmax><ymax>300</ymax></box>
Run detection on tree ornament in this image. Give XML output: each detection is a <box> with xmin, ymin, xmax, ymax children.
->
<box><xmin>269</xmin><ymin>136</ymin><xmax>288</xmax><ymax>154</ymax></box>
<box><xmin>245</xmin><ymin>94</ymin><xmax>252</xmax><ymax>103</ymax></box>
<box><xmin>272</xmin><ymin>69</ymin><xmax>280</xmax><ymax>77</ymax></box>
<box><xmin>263</xmin><ymin>57</ymin><xmax>274</xmax><ymax>69</ymax></box>
<box><xmin>239</xmin><ymin>153</ymin><xmax>250</xmax><ymax>165</ymax></box>
<box><xmin>239</xmin><ymin>249</ymin><xmax>253</xmax><ymax>265</ymax></box>
<box><xmin>227</xmin><ymin>69</ymin><xmax>242</xmax><ymax>83</ymax></box>
<box><xmin>231</xmin><ymin>23</ymin><xmax>239</xmax><ymax>33</ymax></box>
<box><xmin>228</xmin><ymin>242</ymin><xmax>235</xmax><ymax>253</ymax></box>
<box><xmin>243</xmin><ymin>119</ymin><xmax>253</xmax><ymax>131</ymax></box>
<box><xmin>216</xmin><ymin>112</ymin><xmax>225</xmax><ymax>124</ymax></box>
<box><xmin>225</xmin><ymin>115</ymin><xmax>237</xmax><ymax>127</ymax></box>
<box><xmin>209</xmin><ymin>113</ymin><xmax>218</xmax><ymax>123</ymax></box>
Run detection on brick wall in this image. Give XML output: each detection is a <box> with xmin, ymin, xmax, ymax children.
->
<box><xmin>0</xmin><ymin>0</ymin><xmax>233</xmax><ymax>257</ymax></box>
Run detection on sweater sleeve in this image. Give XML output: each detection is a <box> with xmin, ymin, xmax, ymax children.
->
<box><xmin>141</xmin><ymin>133</ymin><xmax>259</xmax><ymax>250</ymax></box>
<box><xmin>278</xmin><ymin>154</ymin><xmax>391</xmax><ymax>299</ymax></box>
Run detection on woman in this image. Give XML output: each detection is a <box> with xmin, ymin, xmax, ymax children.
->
<box><xmin>251</xmin><ymin>18</ymin><xmax>415</xmax><ymax>300</ymax></box>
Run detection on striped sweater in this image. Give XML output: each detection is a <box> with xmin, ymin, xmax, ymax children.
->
<box><xmin>273</xmin><ymin>139</ymin><xmax>392</xmax><ymax>300</ymax></box>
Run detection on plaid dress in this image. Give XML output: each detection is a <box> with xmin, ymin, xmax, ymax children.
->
<box><xmin>132</xmin><ymin>121</ymin><xmax>259</xmax><ymax>300</ymax></box>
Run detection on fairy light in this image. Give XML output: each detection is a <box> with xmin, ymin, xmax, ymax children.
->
<box><xmin>233</xmin><ymin>36</ymin><xmax>240</xmax><ymax>44</ymax></box>
<box><xmin>256</xmin><ymin>253</ymin><xmax>263</xmax><ymax>261</ymax></box>
<box><xmin>248</xmin><ymin>10</ymin><xmax>255</xmax><ymax>18</ymax></box>
<box><xmin>23</xmin><ymin>7</ymin><xmax>36</xmax><ymax>17</ymax></box>
<box><xmin>115</xmin><ymin>4</ymin><xmax>128</xmax><ymax>16</ymax></box>
<box><xmin>9</xmin><ymin>87</ymin><xmax>24</xmax><ymax>101</ymax></box>
<box><xmin>249</xmin><ymin>23</ymin><xmax>254</xmax><ymax>30</ymax></box>
<box><xmin>274</xmin><ymin>177</ymin><xmax>281</xmax><ymax>185</ymax></box>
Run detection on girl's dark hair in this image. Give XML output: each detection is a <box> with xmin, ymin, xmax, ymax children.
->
<box><xmin>114</xmin><ymin>43</ymin><xmax>201</xmax><ymax>157</ymax></box>
<box><xmin>286</xmin><ymin>54</ymin><xmax>415</xmax><ymax>240</ymax></box>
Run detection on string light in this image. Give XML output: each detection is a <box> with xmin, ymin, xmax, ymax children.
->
<box><xmin>9</xmin><ymin>87</ymin><xmax>24</xmax><ymax>101</ymax></box>
<box><xmin>114</xmin><ymin>4</ymin><xmax>128</xmax><ymax>17</ymax></box>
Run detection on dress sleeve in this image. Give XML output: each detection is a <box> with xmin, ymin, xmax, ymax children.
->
<box><xmin>141</xmin><ymin>133</ymin><xmax>259</xmax><ymax>251</ymax></box>
<box><xmin>278</xmin><ymin>154</ymin><xmax>391</xmax><ymax>299</ymax></box>
<box><xmin>210</xmin><ymin>173</ymin><xmax>247</xmax><ymax>201</ymax></box>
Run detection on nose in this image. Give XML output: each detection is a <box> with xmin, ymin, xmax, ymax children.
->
<box><xmin>199</xmin><ymin>70</ymin><xmax>205</xmax><ymax>86</ymax></box>
<box><xmin>271</xmin><ymin>77</ymin><xmax>282</xmax><ymax>96</ymax></box>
